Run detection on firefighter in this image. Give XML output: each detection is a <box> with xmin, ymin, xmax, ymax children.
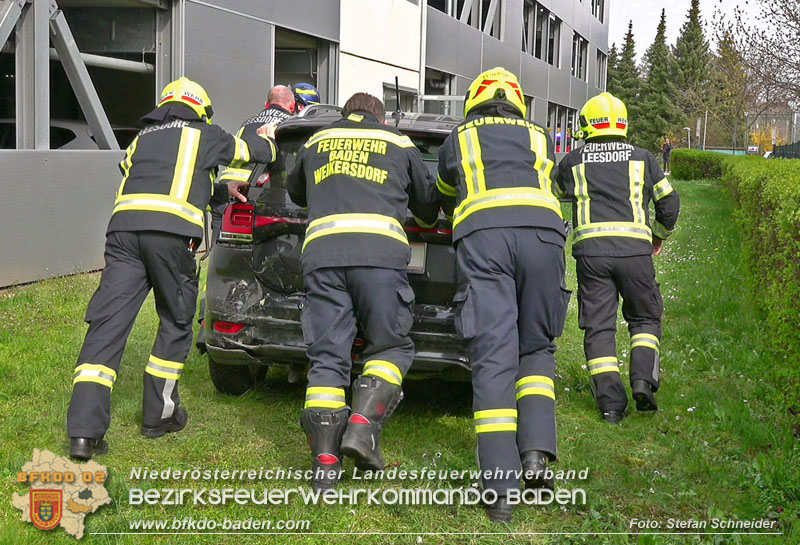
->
<box><xmin>211</xmin><ymin>84</ymin><xmax>297</xmax><ymax>241</ymax></box>
<box><xmin>291</xmin><ymin>82</ymin><xmax>321</xmax><ymax>112</ymax></box>
<box><xmin>287</xmin><ymin>92</ymin><xmax>439</xmax><ymax>490</ymax></box>
<box><xmin>67</xmin><ymin>77</ymin><xmax>278</xmax><ymax>461</ymax></box>
<box><xmin>555</xmin><ymin>92</ymin><xmax>680</xmax><ymax>424</ymax></box>
<box><xmin>437</xmin><ymin>67</ymin><xmax>570</xmax><ymax>522</ymax></box>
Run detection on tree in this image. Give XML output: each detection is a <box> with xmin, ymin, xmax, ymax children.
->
<box><xmin>605</xmin><ymin>42</ymin><xmax>619</xmax><ymax>92</ymax></box>
<box><xmin>638</xmin><ymin>9</ymin><xmax>679</xmax><ymax>151</ymax></box>
<box><xmin>609</xmin><ymin>21</ymin><xmax>642</xmax><ymax>145</ymax></box>
<box><xmin>673</xmin><ymin>0</ymin><xmax>711</xmax><ymax>114</ymax></box>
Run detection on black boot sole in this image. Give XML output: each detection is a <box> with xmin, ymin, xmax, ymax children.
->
<box><xmin>142</xmin><ymin>408</ymin><xmax>188</xmax><ymax>438</ymax></box>
<box><xmin>632</xmin><ymin>383</ymin><xmax>658</xmax><ymax>412</ymax></box>
<box><xmin>341</xmin><ymin>440</ymin><xmax>383</xmax><ymax>471</ymax></box>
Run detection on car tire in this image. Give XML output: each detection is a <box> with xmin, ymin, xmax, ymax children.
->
<box><xmin>208</xmin><ymin>355</ymin><xmax>255</xmax><ymax>396</ymax></box>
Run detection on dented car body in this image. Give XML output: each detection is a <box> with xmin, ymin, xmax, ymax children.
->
<box><xmin>199</xmin><ymin>107</ymin><xmax>470</xmax><ymax>394</ymax></box>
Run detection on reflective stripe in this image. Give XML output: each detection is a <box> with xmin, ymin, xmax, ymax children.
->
<box><xmin>587</xmin><ymin>356</ymin><xmax>620</xmax><ymax>376</ymax></box>
<box><xmin>160</xmin><ymin>379</ymin><xmax>177</xmax><ymax>419</ymax></box>
<box><xmin>653</xmin><ymin>178</ymin><xmax>674</xmax><ymax>201</ymax></box>
<box><xmin>629</xmin><ymin>160</ymin><xmax>646</xmax><ymax>224</ymax></box>
<box><xmin>413</xmin><ymin>214</ymin><xmax>437</xmax><ymax>229</ymax></box>
<box><xmin>516</xmin><ymin>375</ymin><xmax>556</xmax><ymax>400</ymax></box>
<box><xmin>363</xmin><ymin>360</ymin><xmax>403</xmax><ymax>386</ymax></box>
<box><xmin>529</xmin><ymin>127</ymin><xmax>555</xmax><ymax>195</ymax></box>
<box><xmin>230</xmin><ymin>135</ymin><xmax>251</xmax><ymax>168</ymax></box>
<box><xmin>631</xmin><ymin>333</ymin><xmax>660</xmax><ymax>353</ymax></box>
<box><xmin>305</xmin><ymin>128</ymin><xmax>415</xmax><ymax>149</ymax></box>
<box><xmin>572</xmin><ymin>163</ymin><xmax>591</xmax><ymax>225</ymax></box>
<box><xmin>453</xmin><ymin>187</ymin><xmax>563</xmax><ymax>228</ymax></box>
<box><xmin>169</xmin><ymin>127</ymin><xmax>202</xmax><ymax>201</ymax></box>
<box><xmin>219</xmin><ymin>167</ymin><xmax>252</xmax><ymax>183</ymax></box>
<box><xmin>458</xmin><ymin>127</ymin><xmax>486</xmax><ymax>196</ymax></box>
<box><xmin>474</xmin><ymin>408</ymin><xmax>517</xmax><ymax>433</ymax></box>
<box><xmin>117</xmin><ymin>135</ymin><xmax>140</xmax><ymax>198</ymax></box>
<box><xmin>436</xmin><ymin>174</ymin><xmax>458</xmax><ymax>197</ymax></box>
<box><xmin>652</xmin><ymin>220</ymin><xmax>673</xmax><ymax>239</ymax></box>
<box><xmin>73</xmin><ymin>363</ymin><xmax>117</xmax><ymax>389</ymax></box>
<box><xmin>305</xmin><ymin>386</ymin><xmax>346</xmax><ymax>409</ymax></box>
<box><xmin>145</xmin><ymin>355</ymin><xmax>185</xmax><ymax>381</ymax></box>
<box><xmin>573</xmin><ymin>221</ymin><xmax>652</xmax><ymax>244</ymax></box>
<box><xmin>113</xmin><ymin>193</ymin><xmax>205</xmax><ymax>228</ymax></box>
<box><xmin>302</xmin><ymin>213</ymin><xmax>408</xmax><ymax>251</ymax></box>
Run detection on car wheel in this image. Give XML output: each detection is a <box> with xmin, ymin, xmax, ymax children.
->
<box><xmin>208</xmin><ymin>355</ymin><xmax>255</xmax><ymax>396</ymax></box>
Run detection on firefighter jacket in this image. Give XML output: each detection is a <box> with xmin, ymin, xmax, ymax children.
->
<box><xmin>218</xmin><ymin>104</ymin><xmax>292</xmax><ymax>186</ymax></box>
<box><xmin>287</xmin><ymin>111</ymin><xmax>440</xmax><ymax>274</ymax></box>
<box><xmin>107</xmin><ymin>103</ymin><xmax>277</xmax><ymax>240</ymax></box>
<box><xmin>555</xmin><ymin>136</ymin><xmax>681</xmax><ymax>257</ymax></box>
<box><xmin>436</xmin><ymin>107</ymin><xmax>564</xmax><ymax>243</ymax></box>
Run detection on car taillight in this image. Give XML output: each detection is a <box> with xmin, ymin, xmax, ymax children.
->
<box><xmin>214</xmin><ymin>321</ymin><xmax>245</xmax><ymax>334</ymax></box>
<box><xmin>219</xmin><ymin>203</ymin><xmax>254</xmax><ymax>243</ymax></box>
<box><xmin>404</xmin><ymin>225</ymin><xmax>453</xmax><ymax>235</ymax></box>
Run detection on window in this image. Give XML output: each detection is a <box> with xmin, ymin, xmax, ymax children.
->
<box><xmin>571</xmin><ymin>32</ymin><xmax>588</xmax><ymax>81</ymax></box>
<box><xmin>383</xmin><ymin>85</ymin><xmax>417</xmax><ymax>114</ymax></box>
<box><xmin>423</xmin><ymin>68</ymin><xmax>459</xmax><ymax>115</ymax></box>
<box><xmin>525</xmin><ymin>96</ymin><xmax>534</xmax><ymax>120</ymax></box>
<box><xmin>596</xmin><ymin>50</ymin><xmax>607</xmax><ymax>89</ymax></box>
<box><xmin>547</xmin><ymin>103</ymin><xmax>579</xmax><ymax>153</ymax></box>
<box><xmin>433</xmin><ymin>0</ymin><xmax>503</xmax><ymax>38</ymax></box>
<box><xmin>592</xmin><ymin>0</ymin><xmax>604</xmax><ymax>22</ymax></box>
<box><xmin>547</xmin><ymin>14</ymin><xmax>561</xmax><ymax>67</ymax></box>
<box><xmin>535</xmin><ymin>5</ymin><xmax>547</xmax><ymax>60</ymax></box>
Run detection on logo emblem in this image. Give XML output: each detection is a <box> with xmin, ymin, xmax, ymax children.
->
<box><xmin>30</xmin><ymin>489</ymin><xmax>62</xmax><ymax>531</ymax></box>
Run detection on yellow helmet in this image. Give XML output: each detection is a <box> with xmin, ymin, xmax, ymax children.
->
<box><xmin>158</xmin><ymin>77</ymin><xmax>214</xmax><ymax>122</ymax></box>
<box><xmin>464</xmin><ymin>67</ymin><xmax>526</xmax><ymax>118</ymax></box>
<box><xmin>578</xmin><ymin>92</ymin><xmax>628</xmax><ymax>139</ymax></box>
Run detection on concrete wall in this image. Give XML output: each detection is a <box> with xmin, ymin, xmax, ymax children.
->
<box><xmin>338</xmin><ymin>0</ymin><xmax>422</xmax><ymax>102</ymax></box>
<box><xmin>0</xmin><ymin>151</ymin><xmax>123</xmax><ymax>288</ymax></box>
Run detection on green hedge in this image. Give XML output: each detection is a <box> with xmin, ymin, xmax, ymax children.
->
<box><xmin>723</xmin><ymin>156</ymin><xmax>800</xmax><ymax>402</ymax></box>
<box><xmin>670</xmin><ymin>148</ymin><xmax>725</xmax><ymax>179</ymax></box>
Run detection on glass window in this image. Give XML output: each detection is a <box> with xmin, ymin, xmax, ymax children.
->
<box><xmin>429</xmin><ymin>0</ymin><xmax>448</xmax><ymax>13</ymax></box>
<box><xmin>596</xmin><ymin>50</ymin><xmax>607</xmax><ymax>89</ymax></box>
<box><xmin>547</xmin><ymin>15</ymin><xmax>561</xmax><ymax>67</ymax></box>
<box><xmin>571</xmin><ymin>32</ymin><xmax>588</xmax><ymax>80</ymax></box>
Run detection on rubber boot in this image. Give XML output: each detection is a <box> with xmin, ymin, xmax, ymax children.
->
<box><xmin>484</xmin><ymin>495</ymin><xmax>514</xmax><ymax>523</ymax></box>
<box><xmin>300</xmin><ymin>408</ymin><xmax>349</xmax><ymax>490</ymax></box>
<box><xmin>632</xmin><ymin>380</ymin><xmax>658</xmax><ymax>412</ymax></box>
<box><xmin>521</xmin><ymin>450</ymin><xmax>555</xmax><ymax>490</ymax></box>
<box><xmin>340</xmin><ymin>376</ymin><xmax>403</xmax><ymax>470</ymax></box>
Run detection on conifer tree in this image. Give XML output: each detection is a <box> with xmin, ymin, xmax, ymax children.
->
<box><xmin>609</xmin><ymin>21</ymin><xmax>641</xmax><ymax>145</ymax></box>
<box><xmin>639</xmin><ymin>9</ymin><xmax>678</xmax><ymax>151</ymax></box>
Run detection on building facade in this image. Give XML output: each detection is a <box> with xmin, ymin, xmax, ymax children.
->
<box><xmin>0</xmin><ymin>0</ymin><xmax>607</xmax><ymax>286</ymax></box>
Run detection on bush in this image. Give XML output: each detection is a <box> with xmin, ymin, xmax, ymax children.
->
<box><xmin>723</xmin><ymin>156</ymin><xmax>800</xmax><ymax>405</ymax></box>
<box><xmin>670</xmin><ymin>149</ymin><xmax>725</xmax><ymax>180</ymax></box>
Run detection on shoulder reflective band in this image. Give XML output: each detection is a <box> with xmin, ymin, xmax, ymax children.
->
<box><xmin>305</xmin><ymin>386</ymin><xmax>346</xmax><ymax>409</ymax></box>
<box><xmin>117</xmin><ymin>135</ymin><xmax>140</xmax><ymax>198</ymax></box>
<box><xmin>573</xmin><ymin>221</ymin><xmax>652</xmax><ymax>244</ymax></box>
<box><xmin>219</xmin><ymin>166</ymin><xmax>252</xmax><ymax>183</ymax></box>
<box><xmin>653</xmin><ymin>178</ymin><xmax>674</xmax><ymax>201</ymax></box>
<box><xmin>436</xmin><ymin>174</ymin><xmax>458</xmax><ymax>197</ymax></box>
<box><xmin>145</xmin><ymin>355</ymin><xmax>185</xmax><ymax>381</ymax></box>
<box><xmin>73</xmin><ymin>363</ymin><xmax>117</xmax><ymax>390</ymax></box>
<box><xmin>458</xmin><ymin>127</ymin><xmax>486</xmax><ymax>197</ymax></box>
<box><xmin>169</xmin><ymin>127</ymin><xmax>202</xmax><ymax>202</ymax></box>
<box><xmin>474</xmin><ymin>408</ymin><xmax>517</xmax><ymax>434</ymax></box>
<box><xmin>652</xmin><ymin>220</ymin><xmax>673</xmax><ymax>239</ymax></box>
<box><xmin>113</xmin><ymin>193</ymin><xmax>205</xmax><ymax>229</ymax></box>
<box><xmin>629</xmin><ymin>160</ymin><xmax>646</xmax><ymax>224</ymax></box>
<box><xmin>305</xmin><ymin>128</ymin><xmax>415</xmax><ymax>149</ymax></box>
<box><xmin>516</xmin><ymin>375</ymin><xmax>555</xmax><ymax>401</ymax></box>
<box><xmin>572</xmin><ymin>163</ymin><xmax>591</xmax><ymax>226</ymax></box>
<box><xmin>229</xmin><ymin>136</ymin><xmax>252</xmax><ymax>168</ymax></box>
<box><xmin>453</xmin><ymin>187</ymin><xmax>563</xmax><ymax>228</ymax></box>
<box><xmin>587</xmin><ymin>356</ymin><xmax>620</xmax><ymax>376</ymax></box>
<box><xmin>362</xmin><ymin>360</ymin><xmax>403</xmax><ymax>386</ymax></box>
<box><xmin>631</xmin><ymin>333</ymin><xmax>660</xmax><ymax>353</ymax></box>
<box><xmin>529</xmin><ymin>127</ymin><xmax>555</xmax><ymax>195</ymax></box>
<box><xmin>302</xmin><ymin>213</ymin><xmax>408</xmax><ymax>251</ymax></box>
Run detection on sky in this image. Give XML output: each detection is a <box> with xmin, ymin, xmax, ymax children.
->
<box><xmin>608</xmin><ymin>0</ymin><xmax>761</xmax><ymax>58</ymax></box>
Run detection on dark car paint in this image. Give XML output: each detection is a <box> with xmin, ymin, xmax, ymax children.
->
<box><xmin>201</xmin><ymin>111</ymin><xmax>472</xmax><ymax>380</ymax></box>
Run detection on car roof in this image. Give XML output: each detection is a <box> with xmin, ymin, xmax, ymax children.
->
<box><xmin>276</xmin><ymin>105</ymin><xmax>461</xmax><ymax>136</ymax></box>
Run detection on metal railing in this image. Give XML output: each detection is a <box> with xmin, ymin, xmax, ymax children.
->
<box><xmin>773</xmin><ymin>141</ymin><xmax>800</xmax><ymax>159</ymax></box>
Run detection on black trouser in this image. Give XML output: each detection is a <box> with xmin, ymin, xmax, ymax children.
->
<box><xmin>576</xmin><ymin>255</ymin><xmax>663</xmax><ymax>413</ymax></box>
<box><xmin>455</xmin><ymin>227</ymin><xmax>569</xmax><ymax>497</ymax></box>
<box><xmin>67</xmin><ymin>231</ymin><xmax>199</xmax><ymax>439</ymax></box>
<box><xmin>301</xmin><ymin>267</ymin><xmax>415</xmax><ymax>410</ymax></box>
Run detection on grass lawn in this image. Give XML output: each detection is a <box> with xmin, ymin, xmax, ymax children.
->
<box><xmin>0</xmin><ymin>179</ymin><xmax>797</xmax><ymax>544</ymax></box>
